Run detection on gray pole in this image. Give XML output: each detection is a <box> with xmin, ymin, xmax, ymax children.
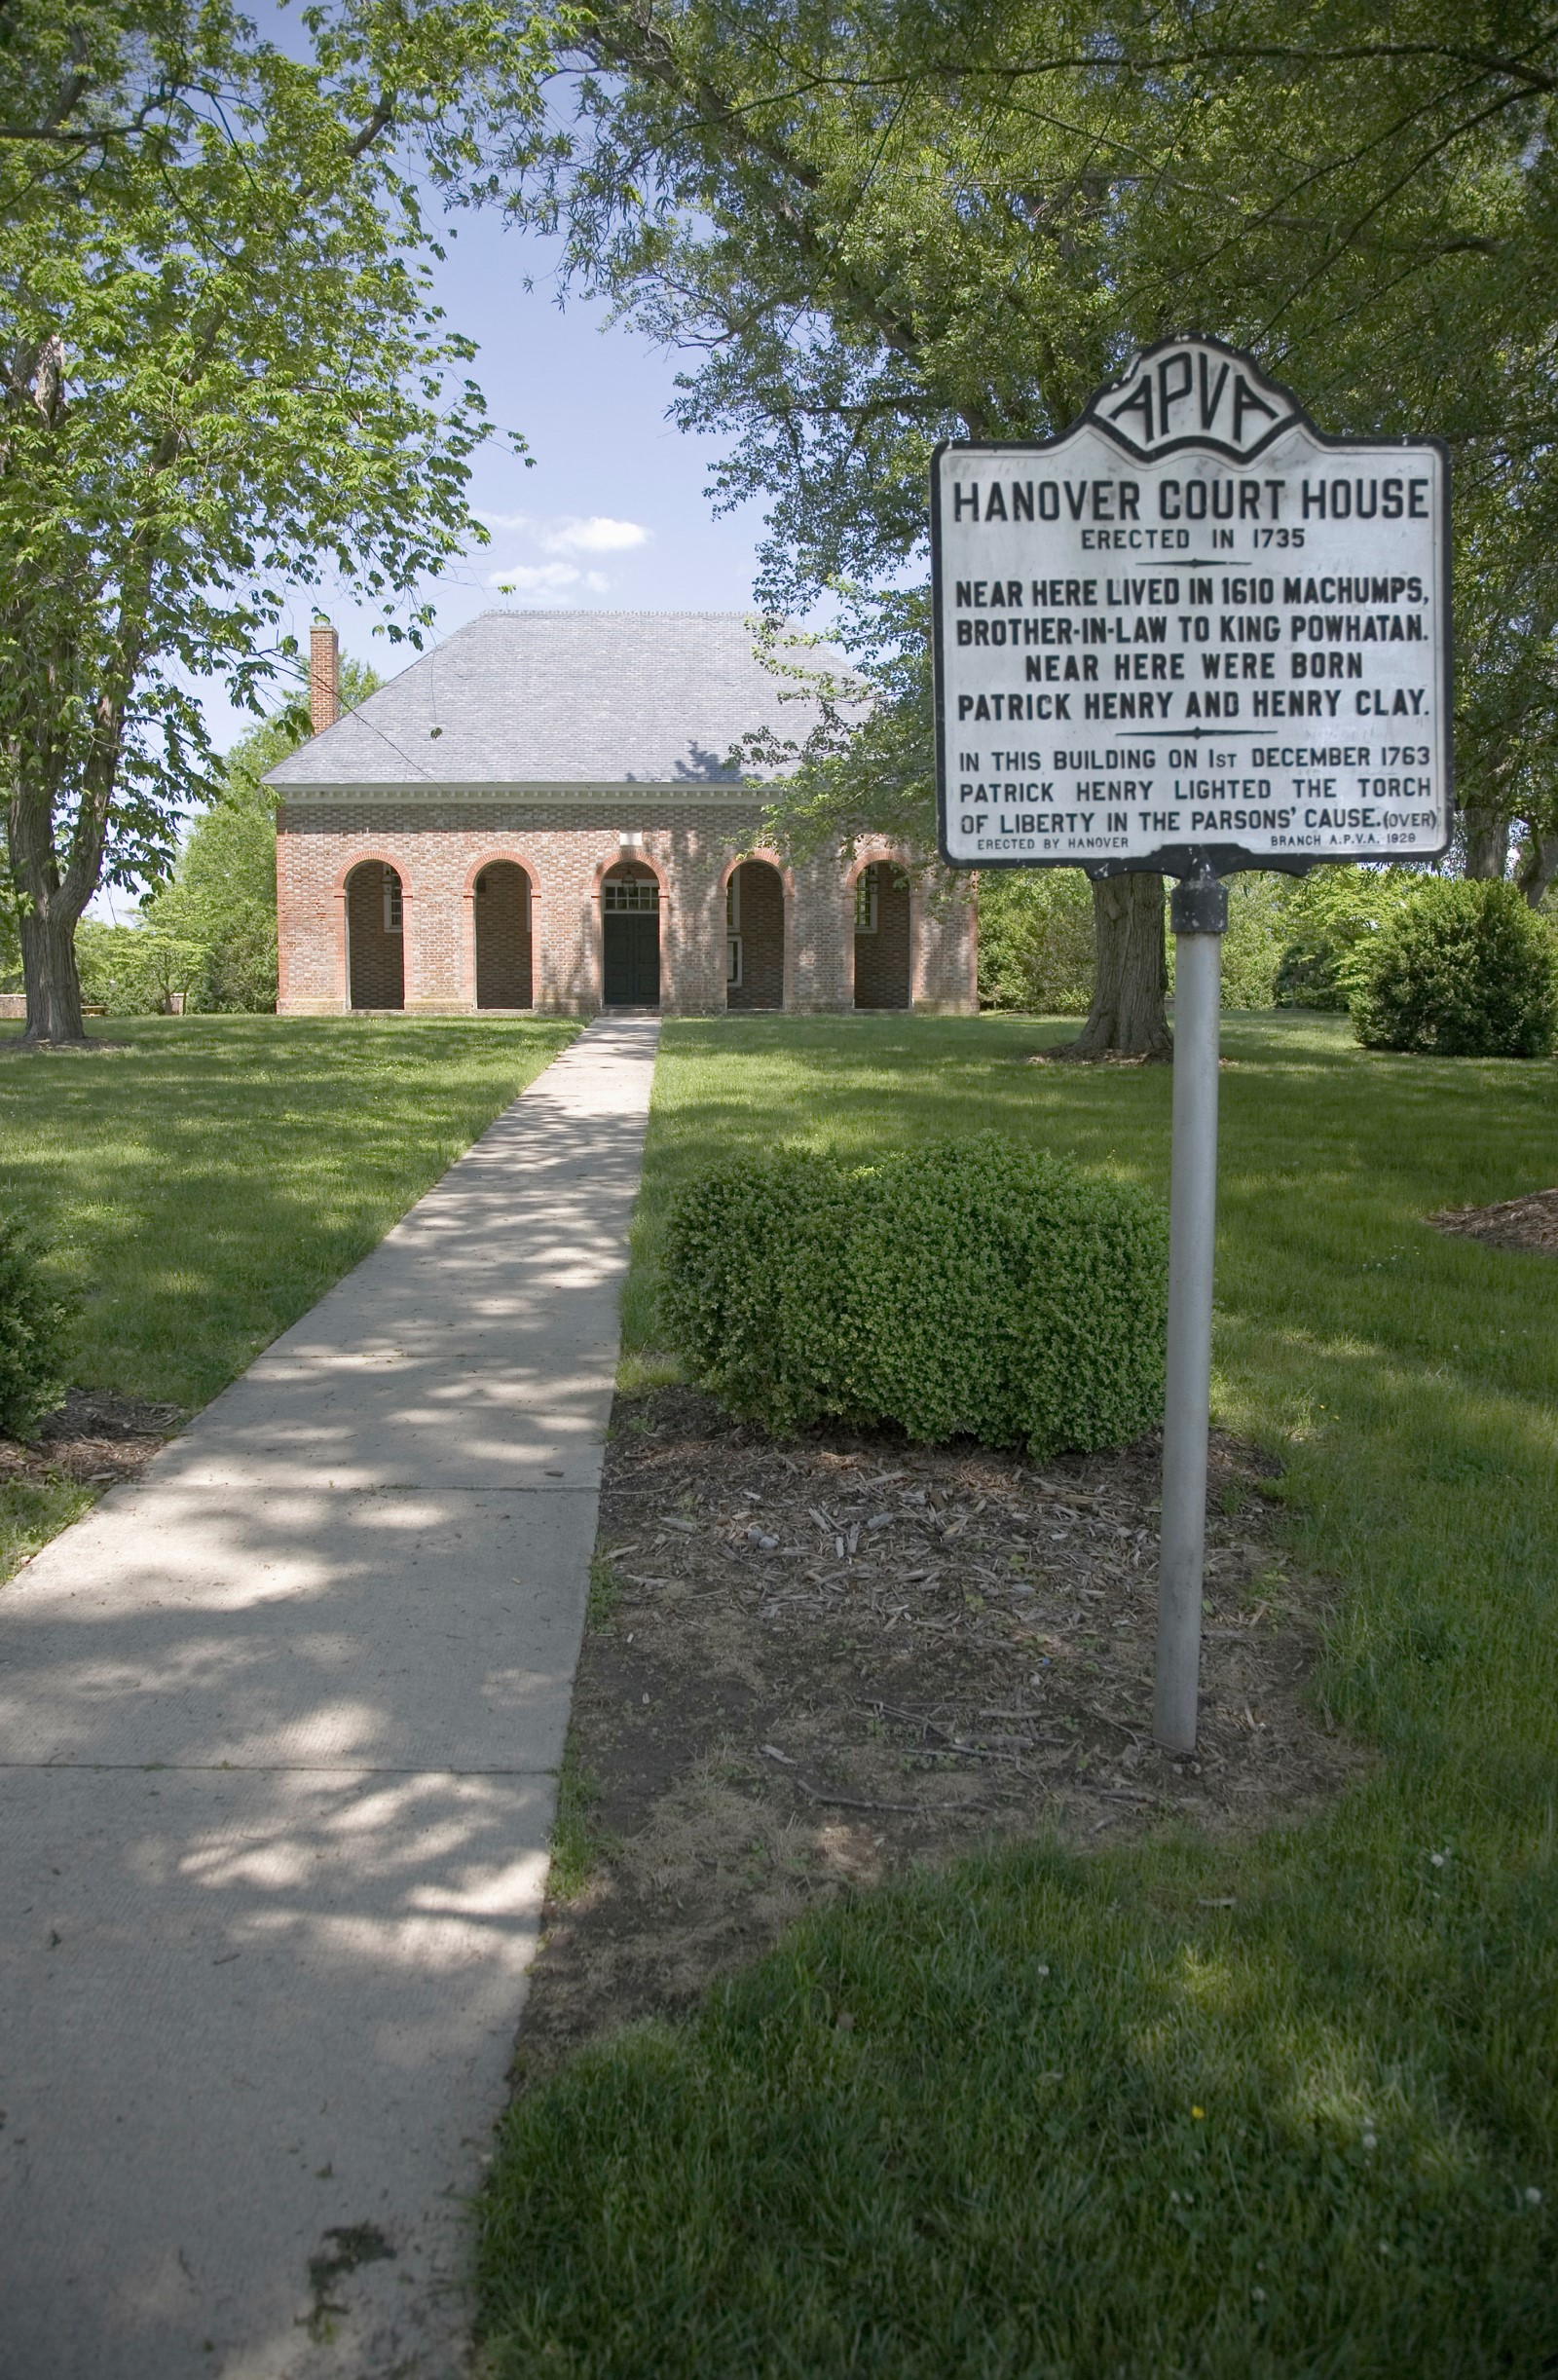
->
<box><xmin>1154</xmin><ymin>862</ymin><xmax>1229</xmax><ymax>1755</ymax></box>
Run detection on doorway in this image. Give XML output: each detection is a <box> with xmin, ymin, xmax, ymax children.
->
<box><xmin>345</xmin><ymin>862</ymin><xmax>405</xmax><ymax>1009</ymax></box>
<box><xmin>853</xmin><ymin>862</ymin><xmax>911</xmax><ymax>1009</ymax></box>
<box><xmin>602</xmin><ymin>862</ymin><xmax>660</xmax><ymax>1006</ymax></box>
<box><xmin>474</xmin><ymin>862</ymin><xmax>534</xmax><ymax>1007</ymax></box>
<box><xmin>725</xmin><ymin>859</ymin><xmax>785</xmax><ymax>1010</ymax></box>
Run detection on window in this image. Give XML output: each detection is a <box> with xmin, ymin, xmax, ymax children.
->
<box><xmin>604</xmin><ymin>875</ymin><xmax>659</xmax><ymax>911</ymax></box>
<box><xmin>383</xmin><ymin>869</ymin><xmax>403</xmax><ymax>933</ymax></box>
<box><xmin>725</xmin><ymin>871</ymin><xmax>741</xmax><ymax>932</ymax></box>
<box><xmin>727</xmin><ymin>935</ymin><xmax>743</xmax><ymax>986</ymax></box>
<box><xmin>854</xmin><ymin>865</ymin><xmax>878</xmax><ymax>934</ymax></box>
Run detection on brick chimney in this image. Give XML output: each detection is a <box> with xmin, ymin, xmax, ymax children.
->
<box><xmin>309</xmin><ymin>620</ymin><xmax>340</xmax><ymax>734</ymax></box>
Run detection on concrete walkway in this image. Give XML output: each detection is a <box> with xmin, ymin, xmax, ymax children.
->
<box><xmin>0</xmin><ymin>1017</ymin><xmax>659</xmax><ymax>2380</ymax></box>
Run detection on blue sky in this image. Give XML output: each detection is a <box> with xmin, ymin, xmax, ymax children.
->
<box><xmin>196</xmin><ymin>0</ymin><xmax>771</xmax><ymax>749</ymax></box>
<box><xmin>219</xmin><ymin>205</ymin><xmax>769</xmax><ymax>752</ymax></box>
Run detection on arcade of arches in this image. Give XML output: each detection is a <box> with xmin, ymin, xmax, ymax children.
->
<box><xmin>314</xmin><ymin>842</ymin><xmax>971</xmax><ymax>1017</ymax></box>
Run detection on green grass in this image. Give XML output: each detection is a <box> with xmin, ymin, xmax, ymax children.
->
<box><xmin>548</xmin><ymin>1738</ymin><xmax>617</xmax><ymax>1905</ymax></box>
<box><xmin>0</xmin><ymin>1471</ymin><xmax>95</xmax><ymax>1581</ymax></box>
<box><xmin>0</xmin><ymin>1014</ymin><xmax>575</xmax><ymax>1572</ymax></box>
<box><xmin>477</xmin><ymin>1011</ymin><xmax>1558</xmax><ymax>2378</ymax></box>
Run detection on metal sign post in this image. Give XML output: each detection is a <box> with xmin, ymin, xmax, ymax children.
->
<box><xmin>1155</xmin><ymin>864</ymin><xmax>1226</xmax><ymax>1752</ymax></box>
<box><xmin>928</xmin><ymin>334</ymin><xmax>1452</xmax><ymax>1754</ymax></box>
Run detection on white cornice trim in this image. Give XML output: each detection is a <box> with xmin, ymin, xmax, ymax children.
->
<box><xmin>277</xmin><ymin>781</ymin><xmax>769</xmax><ymax>805</ymax></box>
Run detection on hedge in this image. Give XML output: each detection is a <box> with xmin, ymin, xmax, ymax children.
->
<box><xmin>660</xmin><ymin>1135</ymin><xmax>1168</xmax><ymax>1457</ymax></box>
<box><xmin>1350</xmin><ymin>876</ymin><xmax>1558</xmax><ymax>1057</ymax></box>
<box><xmin>0</xmin><ymin>1213</ymin><xmax>77</xmax><ymax>1440</ymax></box>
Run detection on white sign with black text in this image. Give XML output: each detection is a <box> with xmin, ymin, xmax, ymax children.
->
<box><xmin>931</xmin><ymin>336</ymin><xmax>1451</xmax><ymax>874</ymax></box>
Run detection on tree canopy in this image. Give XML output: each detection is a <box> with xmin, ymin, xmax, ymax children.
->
<box><xmin>0</xmin><ymin>0</ymin><xmax>544</xmax><ymax>1040</ymax></box>
<box><xmin>467</xmin><ymin>1</ymin><xmax>1558</xmax><ymax>1042</ymax></box>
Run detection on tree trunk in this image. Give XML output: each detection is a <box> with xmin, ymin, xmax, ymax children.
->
<box><xmin>1060</xmin><ymin>872</ymin><xmax>1172</xmax><ymax>1060</ymax></box>
<box><xmin>1516</xmin><ymin>830</ymin><xmax>1558</xmax><ymax>910</ymax></box>
<box><xmin>1462</xmin><ymin>805</ymin><xmax>1509</xmax><ymax>878</ymax></box>
<box><xmin>19</xmin><ymin>902</ymin><xmax>87</xmax><ymax>1043</ymax></box>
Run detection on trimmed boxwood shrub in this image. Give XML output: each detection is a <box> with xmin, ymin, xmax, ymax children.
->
<box><xmin>660</xmin><ymin>1134</ymin><xmax>1168</xmax><ymax>1457</ymax></box>
<box><xmin>0</xmin><ymin>1212</ymin><xmax>76</xmax><ymax>1440</ymax></box>
<box><xmin>1350</xmin><ymin>876</ymin><xmax>1558</xmax><ymax>1057</ymax></box>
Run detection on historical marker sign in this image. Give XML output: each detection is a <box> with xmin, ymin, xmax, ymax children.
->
<box><xmin>932</xmin><ymin>334</ymin><xmax>1451</xmax><ymax>876</ymax></box>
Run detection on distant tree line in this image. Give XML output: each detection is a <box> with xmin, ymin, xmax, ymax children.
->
<box><xmin>979</xmin><ymin>866</ymin><xmax>1558</xmax><ymax>1018</ymax></box>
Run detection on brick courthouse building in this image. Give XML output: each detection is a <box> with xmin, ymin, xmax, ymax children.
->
<box><xmin>269</xmin><ymin>611</ymin><xmax>976</xmax><ymax>1017</ymax></box>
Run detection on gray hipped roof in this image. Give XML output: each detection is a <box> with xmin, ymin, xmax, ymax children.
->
<box><xmin>267</xmin><ymin>610</ymin><xmax>838</xmax><ymax>791</ymax></box>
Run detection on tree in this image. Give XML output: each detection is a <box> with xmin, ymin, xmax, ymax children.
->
<box><xmin>143</xmin><ymin>658</ymin><xmax>381</xmax><ymax>1011</ymax></box>
<box><xmin>493</xmin><ymin>0</ymin><xmax>1177</xmax><ymax>1050</ymax></box>
<box><xmin>0</xmin><ymin>2</ymin><xmax>536</xmax><ymax>1043</ymax></box>
<box><xmin>481</xmin><ymin>0</ymin><xmax>1558</xmax><ymax>1043</ymax></box>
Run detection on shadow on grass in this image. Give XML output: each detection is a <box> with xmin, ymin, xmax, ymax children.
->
<box><xmin>0</xmin><ymin>1014</ymin><xmax>577</xmax><ymax>1412</ymax></box>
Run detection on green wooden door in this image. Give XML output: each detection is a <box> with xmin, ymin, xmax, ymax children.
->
<box><xmin>603</xmin><ymin>911</ymin><xmax>660</xmax><ymax>1006</ymax></box>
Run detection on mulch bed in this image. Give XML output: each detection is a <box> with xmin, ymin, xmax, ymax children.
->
<box><xmin>1428</xmin><ymin>1187</ymin><xmax>1558</xmax><ymax>1256</ymax></box>
<box><xmin>515</xmin><ymin>1385</ymin><xmax>1363</xmax><ymax>2081</ymax></box>
<box><xmin>0</xmin><ymin>1387</ymin><xmax>184</xmax><ymax>1491</ymax></box>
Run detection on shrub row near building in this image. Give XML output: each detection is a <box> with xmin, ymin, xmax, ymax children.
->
<box><xmin>661</xmin><ymin>1135</ymin><xmax>1168</xmax><ymax>1457</ymax></box>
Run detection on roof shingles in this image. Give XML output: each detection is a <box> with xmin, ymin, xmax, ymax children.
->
<box><xmin>267</xmin><ymin>611</ymin><xmax>825</xmax><ymax>790</ymax></box>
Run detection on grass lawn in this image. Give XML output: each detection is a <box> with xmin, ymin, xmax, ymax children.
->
<box><xmin>479</xmin><ymin>1011</ymin><xmax>1558</xmax><ymax>2378</ymax></box>
<box><xmin>0</xmin><ymin>1013</ymin><xmax>576</xmax><ymax>1572</ymax></box>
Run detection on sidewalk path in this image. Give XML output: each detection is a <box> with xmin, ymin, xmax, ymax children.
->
<box><xmin>0</xmin><ymin>1017</ymin><xmax>660</xmax><ymax>2380</ymax></box>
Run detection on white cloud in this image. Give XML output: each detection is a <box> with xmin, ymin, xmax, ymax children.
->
<box><xmin>474</xmin><ymin>509</ymin><xmax>536</xmax><ymax>532</ymax></box>
<box><xmin>487</xmin><ymin>562</ymin><xmax>581</xmax><ymax>592</ymax></box>
<box><xmin>540</xmin><ymin>515</ymin><xmax>651</xmax><ymax>556</ymax></box>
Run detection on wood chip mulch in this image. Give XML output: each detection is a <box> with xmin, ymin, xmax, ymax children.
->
<box><xmin>0</xmin><ymin>1387</ymin><xmax>184</xmax><ymax>1493</ymax></box>
<box><xmin>515</xmin><ymin>1385</ymin><xmax>1364</xmax><ymax>2081</ymax></box>
<box><xmin>1428</xmin><ymin>1187</ymin><xmax>1558</xmax><ymax>1255</ymax></box>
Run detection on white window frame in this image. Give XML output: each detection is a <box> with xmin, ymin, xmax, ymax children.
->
<box><xmin>854</xmin><ymin>865</ymin><xmax>878</xmax><ymax>934</ymax></box>
<box><xmin>603</xmin><ymin>875</ymin><xmax>659</xmax><ymax>913</ymax></box>
<box><xmin>725</xmin><ymin>870</ymin><xmax>742</xmax><ymax>932</ymax></box>
<box><xmin>727</xmin><ymin>934</ymin><xmax>744</xmax><ymax>986</ymax></box>
<box><xmin>383</xmin><ymin>869</ymin><xmax>403</xmax><ymax>934</ymax></box>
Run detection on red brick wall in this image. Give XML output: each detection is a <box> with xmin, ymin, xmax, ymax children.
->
<box><xmin>726</xmin><ymin>858</ymin><xmax>785</xmax><ymax>1011</ymax></box>
<box><xmin>275</xmin><ymin>801</ymin><xmax>977</xmax><ymax>1017</ymax></box>
<box><xmin>473</xmin><ymin>862</ymin><xmax>533</xmax><ymax>1007</ymax></box>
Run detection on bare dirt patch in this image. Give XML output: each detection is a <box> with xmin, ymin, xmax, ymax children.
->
<box><xmin>516</xmin><ymin>1386</ymin><xmax>1362</xmax><ymax>2081</ymax></box>
<box><xmin>0</xmin><ymin>1386</ymin><xmax>184</xmax><ymax>1490</ymax></box>
<box><xmin>1429</xmin><ymin>1186</ymin><xmax>1558</xmax><ymax>1256</ymax></box>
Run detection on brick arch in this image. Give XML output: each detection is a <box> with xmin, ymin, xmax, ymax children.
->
<box><xmin>463</xmin><ymin>850</ymin><xmax>538</xmax><ymax>901</ymax></box>
<box><xmin>723</xmin><ymin>851</ymin><xmax>791</xmax><ymax>1012</ymax></box>
<box><xmin>719</xmin><ymin>845</ymin><xmax>796</xmax><ymax>901</ymax></box>
<box><xmin>334</xmin><ymin>851</ymin><xmax>416</xmax><ymax>901</ymax></box>
<box><xmin>340</xmin><ymin>855</ymin><xmax>409</xmax><ymax>1012</ymax></box>
<box><xmin>846</xmin><ymin>849</ymin><xmax>914</xmax><ymax>1012</ymax></box>
<box><xmin>592</xmin><ymin>849</ymin><xmax>671</xmax><ymax>901</ymax></box>
<box><xmin>843</xmin><ymin>843</ymin><xmax>912</xmax><ymax>893</ymax></box>
<box><xmin>596</xmin><ymin>851</ymin><xmax>666</xmax><ymax>1009</ymax></box>
<box><xmin>468</xmin><ymin>856</ymin><xmax>537</xmax><ymax>1011</ymax></box>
